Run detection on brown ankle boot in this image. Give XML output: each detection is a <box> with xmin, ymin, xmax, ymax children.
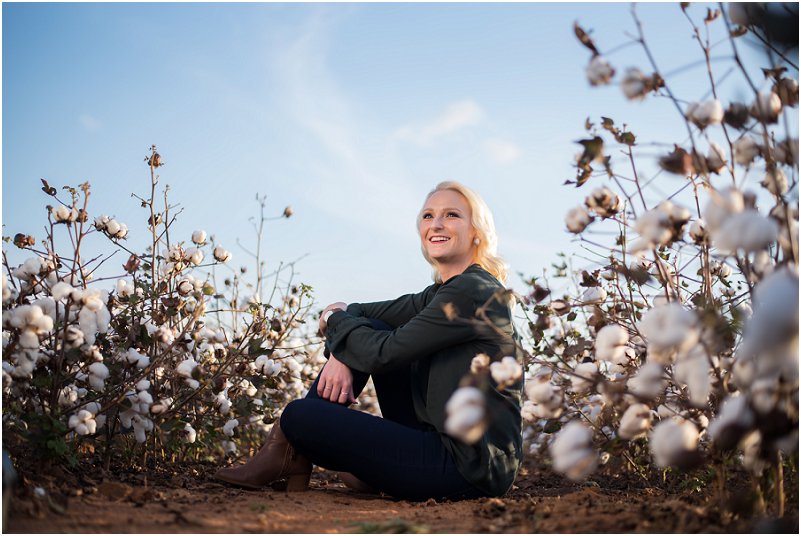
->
<box><xmin>214</xmin><ymin>420</ymin><xmax>311</xmax><ymax>491</ymax></box>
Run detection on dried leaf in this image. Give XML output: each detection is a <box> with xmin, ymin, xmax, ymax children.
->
<box><xmin>704</xmin><ymin>8</ymin><xmax>720</xmax><ymax>23</ymax></box>
<box><xmin>576</xmin><ymin>165</ymin><xmax>593</xmax><ymax>187</ymax></box>
<box><xmin>579</xmin><ymin>270</ymin><xmax>600</xmax><ymax>288</ymax></box>
<box><xmin>441</xmin><ymin>302</ymin><xmax>458</xmax><ymax>321</ymax></box>
<box><xmin>730</xmin><ymin>26</ymin><xmax>748</xmax><ymax>38</ymax></box>
<box><xmin>617</xmin><ymin>131</ymin><xmax>636</xmax><ymax>146</ymax></box>
<box><xmin>577</xmin><ymin>136</ymin><xmax>604</xmax><ymax>166</ymax></box>
<box><xmin>658</xmin><ymin>145</ymin><xmax>695</xmax><ymax>176</ymax></box>
<box><xmin>40</xmin><ymin>178</ymin><xmax>57</xmax><ymax>196</ymax></box>
<box><xmin>762</xmin><ymin>66</ymin><xmax>788</xmax><ymax>80</ymax></box>
<box><xmin>574</xmin><ymin>22</ymin><xmax>599</xmax><ymax>55</ymax></box>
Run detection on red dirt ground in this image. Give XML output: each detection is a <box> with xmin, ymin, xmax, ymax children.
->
<box><xmin>4</xmin><ymin>455</ymin><xmax>798</xmax><ymax>533</ymax></box>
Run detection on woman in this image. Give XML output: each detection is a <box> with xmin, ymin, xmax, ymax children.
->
<box><xmin>215</xmin><ymin>181</ymin><xmax>523</xmax><ymax>501</ymax></box>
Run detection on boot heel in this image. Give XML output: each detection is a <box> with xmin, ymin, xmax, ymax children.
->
<box><xmin>285</xmin><ymin>473</ymin><xmax>310</xmax><ymax>492</ymax></box>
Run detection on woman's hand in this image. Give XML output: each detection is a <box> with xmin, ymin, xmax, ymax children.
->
<box><xmin>317</xmin><ymin>354</ymin><xmax>356</xmax><ymax>405</ymax></box>
<box><xmin>319</xmin><ymin>301</ymin><xmax>348</xmax><ymax>335</ymax></box>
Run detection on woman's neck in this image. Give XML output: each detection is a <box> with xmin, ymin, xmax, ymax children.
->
<box><xmin>439</xmin><ymin>260</ymin><xmax>476</xmax><ymax>283</ymax></box>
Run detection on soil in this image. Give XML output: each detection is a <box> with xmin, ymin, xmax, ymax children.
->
<box><xmin>4</xmin><ymin>456</ymin><xmax>798</xmax><ymax>534</ymax></box>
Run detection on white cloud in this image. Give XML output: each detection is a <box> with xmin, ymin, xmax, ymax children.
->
<box><xmin>78</xmin><ymin>114</ymin><xmax>102</xmax><ymax>131</ymax></box>
<box><xmin>484</xmin><ymin>138</ymin><xmax>521</xmax><ymax>164</ymax></box>
<box><xmin>270</xmin><ymin>8</ymin><xmax>420</xmax><ymax>241</ymax></box>
<box><xmin>395</xmin><ymin>99</ymin><xmax>485</xmax><ymax>146</ymax></box>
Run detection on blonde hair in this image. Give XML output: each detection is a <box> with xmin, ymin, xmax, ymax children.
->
<box><xmin>418</xmin><ymin>181</ymin><xmax>508</xmax><ymax>284</ymax></box>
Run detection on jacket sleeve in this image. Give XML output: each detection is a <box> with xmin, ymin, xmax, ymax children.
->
<box><xmin>345</xmin><ymin>284</ymin><xmax>437</xmax><ymax>328</ymax></box>
<box><xmin>325</xmin><ymin>279</ymin><xmax>478</xmax><ymax>374</ymax></box>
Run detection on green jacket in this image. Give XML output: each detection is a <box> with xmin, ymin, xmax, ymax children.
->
<box><xmin>325</xmin><ymin>264</ymin><xmax>524</xmax><ymax>496</ymax></box>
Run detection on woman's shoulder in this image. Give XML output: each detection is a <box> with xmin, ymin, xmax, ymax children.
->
<box><xmin>446</xmin><ymin>264</ymin><xmax>505</xmax><ymax>295</ymax></box>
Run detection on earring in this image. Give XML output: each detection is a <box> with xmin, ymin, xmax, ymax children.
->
<box><xmin>473</xmin><ymin>238</ymin><xmax>480</xmax><ymax>245</ymax></box>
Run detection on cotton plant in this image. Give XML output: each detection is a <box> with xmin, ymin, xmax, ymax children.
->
<box><xmin>2</xmin><ymin>148</ymin><xmax>317</xmax><ymax>469</ymax></box>
<box><xmin>478</xmin><ymin>5</ymin><xmax>800</xmax><ymax>504</ymax></box>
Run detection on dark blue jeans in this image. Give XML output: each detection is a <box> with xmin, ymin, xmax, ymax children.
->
<box><xmin>280</xmin><ymin>319</ymin><xmax>485</xmax><ymax>502</ymax></box>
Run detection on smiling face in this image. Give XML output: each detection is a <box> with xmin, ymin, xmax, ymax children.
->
<box><xmin>418</xmin><ymin>189</ymin><xmax>477</xmax><ymax>274</ymax></box>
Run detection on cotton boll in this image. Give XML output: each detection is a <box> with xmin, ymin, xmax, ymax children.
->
<box><xmin>627</xmin><ymin>362</ymin><xmax>667</xmax><ymax>400</ymax></box>
<box><xmin>223</xmin><ymin>419</ymin><xmax>239</xmax><ymax>437</ymax></box>
<box><xmin>185</xmin><ymin>248</ymin><xmax>204</xmax><ymax>266</ymax></box>
<box><xmin>88</xmin><ymin>362</ymin><xmax>109</xmax><ymax>391</ymax></box>
<box><xmin>150</xmin><ymin>397</ymin><xmax>173</xmax><ymax>415</ymax></box>
<box><xmin>549</xmin><ymin>421</ymin><xmax>598</xmax><ymax>481</ymax></box>
<box><xmin>167</xmin><ymin>246</ymin><xmax>184</xmax><ymax>263</ymax></box>
<box><xmin>470</xmin><ymin>353</ymin><xmax>491</xmax><ymax>374</ymax></box>
<box><xmin>595</xmin><ymin>325</ymin><xmax>629</xmax><ymax>364</ymax></box>
<box><xmin>579</xmin><ymin>395</ymin><xmax>605</xmax><ymax>426</ymax></box>
<box><xmin>638</xmin><ymin>303</ymin><xmax>699</xmax><ymax>364</ymax></box>
<box><xmin>618</xmin><ymin>403</ymin><xmax>653</xmax><ymax>440</ymax></box>
<box><xmin>686</xmin><ymin>100</ymin><xmax>724</xmax><ymax>129</ymax></box>
<box><xmin>673</xmin><ymin>344</ymin><xmax>712</xmax><ymax>407</ymax></box>
<box><xmin>708</xmin><ymin>394</ymin><xmax>755</xmax><ymax>450</ymax></box>
<box><xmin>750</xmin><ymin>376</ymin><xmax>780</xmax><ymax>415</ymax></box>
<box><xmin>177</xmin><ymin>280</ymin><xmax>194</xmax><ymax>296</ymax></box>
<box><xmin>213</xmin><ymin>246</ymin><xmax>232</xmax><ymax>263</ymax></box>
<box><xmin>750</xmin><ymin>91</ymin><xmax>782</xmax><ymax>123</ymax></box>
<box><xmin>741</xmin><ymin>431</ymin><xmax>768</xmax><ymax>475</ymax></box>
<box><xmin>489</xmin><ymin>356</ymin><xmax>522</xmax><ymax>390</ymax></box>
<box><xmin>51</xmin><ymin>204</ymin><xmax>78</xmax><ymax>223</ymax></box>
<box><xmin>176</xmin><ymin>358</ymin><xmax>197</xmax><ymax>378</ymax></box>
<box><xmin>732</xmin><ymin>138</ymin><xmax>761</xmax><ymax>167</ymax></box>
<box><xmin>570</xmin><ymin>362</ymin><xmax>598</xmax><ymax>394</ymax></box>
<box><xmin>650</xmin><ymin>418</ymin><xmax>700</xmax><ymax>468</ymax></box>
<box><xmin>215</xmin><ymin>391</ymin><xmax>232</xmax><ymax>415</ymax></box>
<box><xmin>774</xmin><ymin>138</ymin><xmax>799</xmax><ymax>166</ymax></box>
<box><xmin>238</xmin><ymin>379</ymin><xmax>258</xmax><ymax>398</ymax></box>
<box><xmin>738</xmin><ymin>267</ymin><xmax>798</xmax><ymax>365</ymax></box>
<box><xmin>105</xmin><ymin>219</ymin><xmax>121</xmax><ymax>237</ymax></box>
<box><xmin>586</xmin><ymin>55</ymin><xmax>615</xmax><ymax>86</ymax></box>
<box><xmin>710</xmin><ymin>260</ymin><xmax>732</xmax><ymax>279</ymax></box>
<box><xmin>521</xmin><ymin>400</ymin><xmax>539</xmax><ymax>423</ymax></box>
<box><xmin>50</xmin><ymin>282</ymin><xmax>74</xmax><ymax>302</ymax></box>
<box><xmin>565</xmin><ymin>206</ymin><xmax>593</xmax><ymax>234</ymax></box>
<box><xmin>635</xmin><ymin>202</ymin><xmax>688</xmax><ymax>250</ymax></box>
<box><xmin>132</xmin><ymin>415</ymin><xmax>152</xmax><ymax>443</ymax></box>
<box><xmin>221</xmin><ymin>440</ymin><xmax>237</xmax><ymax>455</ymax></box>
<box><xmin>191</xmin><ymin>230</ymin><xmax>207</xmax><ymax>245</ymax></box>
<box><xmin>113</xmin><ymin>223</ymin><xmax>128</xmax><ymax>239</ymax></box>
<box><xmin>580</xmin><ymin>287</ymin><xmax>607</xmax><ymax>305</ymax></box>
<box><xmin>761</xmin><ymin>168</ymin><xmax>788</xmax><ymax>197</ymax></box>
<box><xmin>68</xmin><ymin>409</ymin><xmax>97</xmax><ymax>436</ymax></box>
<box><xmin>621</xmin><ymin>68</ymin><xmax>649</xmax><ymax>100</ymax></box>
<box><xmin>444</xmin><ymin>386</ymin><xmax>487</xmax><ymax>444</ymax></box>
<box><xmin>584</xmin><ymin>187</ymin><xmax>622</xmax><ymax>218</ymax></box>
<box><xmin>704</xmin><ymin>188</ymin><xmax>746</xmax><ymax>236</ymax></box>
<box><xmin>18</xmin><ymin>329</ymin><xmax>40</xmax><ymax>349</ymax></box>
<box><xmin>116</xmin><ymin>279</ymin><xmax>135</xmax><ymax>298</ymax></box>
<box><xmin>525</xmin><ymin>377</ymin><xmax>564</xmax><ymax>419</ymax></box>
<box><xmin>705</xmin><ymin>142</ymin><xmax>727</xmax><ymax>173</ymax></box>
<box><xmin>125</xmin><ymin>348</ymin><xmax>150</xmax><ymax>369</ymax></box>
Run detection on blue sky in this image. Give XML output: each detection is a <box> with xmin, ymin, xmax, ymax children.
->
<box><xmin>2</xmin><ymin>2</ymin><xmax>792</xmax><ymax>313</ymax></box>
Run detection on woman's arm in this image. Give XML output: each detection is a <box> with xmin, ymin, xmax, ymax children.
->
<box><xmin>345</xmin><ymin>284</ymin><xmax>438</xmax><ymax>328</ymax></box>
<box><xmin>325</xmin><ymin>280</ymin><xmax>478</xmax><ymax>374</ymax></box>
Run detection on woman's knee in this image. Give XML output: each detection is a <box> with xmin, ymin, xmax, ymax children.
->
<box><xmin>280</xmin><ymin>398</ymin><xmax>330</xmax><ymax>441</ymax></box>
